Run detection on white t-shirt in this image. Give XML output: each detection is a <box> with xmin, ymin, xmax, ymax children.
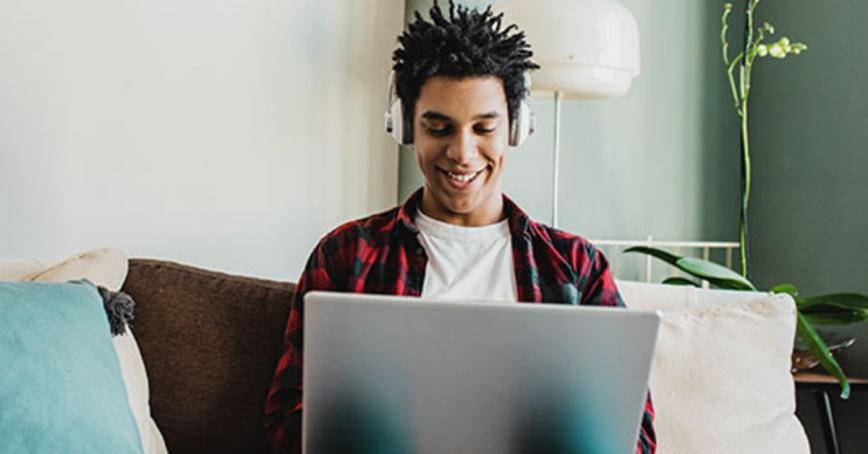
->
<box><xmin>415</xmin><ymin>209</ymin><xmax>518</xmax><ymax>302</ymax></box>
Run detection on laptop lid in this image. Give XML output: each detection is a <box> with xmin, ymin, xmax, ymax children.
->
<box><xmin>302</xmin><ymin>291</ymin><xmax>660</xmax><ymax>454</ymax></box>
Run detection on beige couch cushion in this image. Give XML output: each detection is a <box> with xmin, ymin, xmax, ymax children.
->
<box><xmin>0</xmin><ymin>259</ymin><xmax>45</xmax><ymax>281</ymax></box>
<box><xmin>617</xmin><ymin>280</ymin><xmax>810</xmax><ymax>454</ymax></box>
<box><xmin>24</xmin><ymin>248</ymin><xmax>128</xmax><ymax>289</ymax></box>
<box><xmin>3</xmin><ymin>248</ymin><xmax>167</xmax><ymax>454</ymax></box>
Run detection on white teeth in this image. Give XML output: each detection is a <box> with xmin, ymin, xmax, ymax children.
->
<box><xmin>446</xmin><ymin>169</ymin><xmax>483</xmax><ymax>183</ymax></box>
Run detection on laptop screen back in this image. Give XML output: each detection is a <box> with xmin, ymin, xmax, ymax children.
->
<box><xmin>303</xmin><ymin>292</ymin><xmax>659</xmax><ymax>454</ymax></box>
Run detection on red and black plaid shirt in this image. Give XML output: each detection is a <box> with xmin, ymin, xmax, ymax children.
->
<box><xmin>265</xmin><ymin>189</ymin><xmax>656</xmax><ymax>453</ymax></box>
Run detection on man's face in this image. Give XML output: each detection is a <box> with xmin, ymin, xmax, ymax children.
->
<box><xmin>413</xmin><ymin>75</ymin><xmax>510</xmax><ymax>226</ymax></box>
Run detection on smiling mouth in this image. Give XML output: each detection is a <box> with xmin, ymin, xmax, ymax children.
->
<box><xmin>439</xmin><ymin>167</ymin><xmax>486</xmax><ymax>184</ymax></box>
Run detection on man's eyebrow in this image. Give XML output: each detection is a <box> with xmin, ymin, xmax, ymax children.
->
<box><xmin>473</xmin><ymin>111</ymin><xmax>502</xmax><ymax>120</ymax></box>
<box><xmin>420</xmin><ymin>111</ymin><xmax>502</xmax><ymax>121</ymax></box>
<box><xmin>421</xmin><ymin>111</ymin><xmax>452</xmax><ymax>122</ymax></box>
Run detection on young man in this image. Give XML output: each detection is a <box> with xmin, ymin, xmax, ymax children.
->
<box><xmin>265</xmin><ymin>3</ymin><xmax>655</xmax><ymax>453</ymax></box>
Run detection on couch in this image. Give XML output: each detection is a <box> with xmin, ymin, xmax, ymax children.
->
<box><xmin>2</xmin><ymin>250</ymin><xmax>811</xmax><ymax>453</ymax></box>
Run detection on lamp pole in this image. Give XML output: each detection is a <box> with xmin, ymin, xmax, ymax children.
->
<box><xmin>551</xmin><ymin>90</ymin><xmax>564</xmax><ymax>228</ymax></box>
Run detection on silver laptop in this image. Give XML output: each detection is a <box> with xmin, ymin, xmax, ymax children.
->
<box><xmin>302</xmin><ymin>291</ymin><xmax>660</xmax><ymax>454</ymax></box>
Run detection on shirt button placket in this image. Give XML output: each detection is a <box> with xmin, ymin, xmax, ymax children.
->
<box><xmin>411</xmin><ymin>244</ymin><xmax>426</xmax><ymax>294</ymax></box>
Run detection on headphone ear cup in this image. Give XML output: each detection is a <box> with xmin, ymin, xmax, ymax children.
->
<box><xmin>510</xmin><ymin>71</ymin><xmax>535</xmax><ymax>148</ymax></box>
<box><xmin>509</xmin><ymin>101</ymin><xmax>532</xmax><ymax>147</ymax></box>
<box><xmin>385</xmin><ymin>70</ymin><xmax>413</xmax><ymax>146</ymax></box>
<box><xmin>527</xmin><ymin>108</ymin><xmax>536</xmax><ymax>138</ymax></box>
<box><xmin>387</xmin><ymin>98</ymin><xmax>413</xmax><ymax>145</ymax></box>
<box><xmin>389</xmin><ymin>98</ymin><xmax>405</xmax><ymax>144</ymax></box>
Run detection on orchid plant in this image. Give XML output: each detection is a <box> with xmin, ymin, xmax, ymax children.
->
<box><xmin>721</xmin><ymin>0</ymin><xmax>806</xmax><ymax>278</ymax></box>
<box><xmin>627</xmin><ymin>0</ymin><xmax>867</xmax><ymax>399</ymax></box>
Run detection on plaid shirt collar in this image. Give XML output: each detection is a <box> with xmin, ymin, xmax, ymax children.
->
<box><xmin>396</xmin><ymin>188</ymin><xmax>532</xmax><ymax>237</ymax></box>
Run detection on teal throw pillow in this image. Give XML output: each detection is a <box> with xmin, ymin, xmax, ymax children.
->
<box><xmin>0</xmin><ymin>280</ymin><xmax>143</xmax><ymax>454</ymax></box>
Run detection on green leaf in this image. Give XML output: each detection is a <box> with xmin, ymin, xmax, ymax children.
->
<box><xmin>799</xmin><ymin>304</ymin><xmax>838</xmax><ymax>314</ymax></box>
<box><xmin>675</xmin><ymin>257</ymin><xmax>757</xmax><ymax>291</ymax></box>
<box><xmin>801</xmin><ymin>302</ymin><xmax>861</xmax><ymax>314</ymax></box>
<box><xmin>770</xmin><ymin>283</ymin><xmax>798</xmax><ymax>297</ymax></box>
<box><xmin>625</xmin><ymin>246</ymin><xmax>757</xmax><ymax>291</ymax></box>
<box><xmin>796</xmin><ymin>313</ymin><xmax>850</xmax><ymax>399</ymax></box>
<box><xmin>799</xmin><ymin>293</ymin><xmax>868</xmax><ymax>311</ymax></box>
<box><xmin>662</xmin><ymin>276</ymin><xmax>701</xmax><ymax>287</ymax></box>
<box><xmin>803</xmin><ymin>308</ymin><xmax>868</xmax><ymax>325</ymax></box>
<box><xmin>624</xmin><ymin>246</ymin><xmax>680</xmax><ymax>265</ymax></box>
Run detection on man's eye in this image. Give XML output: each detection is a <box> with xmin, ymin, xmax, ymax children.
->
<box><xmin>427</xmin><ymin>127</ymin><xmax>451</xmax><ymax>137</ymax></box>
<box><xmin>475</xmin><ymin>126</ymin><xmax>496</xmax><ymax>135</ymax></box>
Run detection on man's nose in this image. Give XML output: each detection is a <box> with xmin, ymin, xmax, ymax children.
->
<box><xmin>446</xmin><ymin>130</ymin><xmax>477</xmax><ymax>164</ymax></box>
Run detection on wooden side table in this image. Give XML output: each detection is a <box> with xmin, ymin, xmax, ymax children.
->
<box><xmin>794</xmin><ymin>372</ymin><xmax>868</xmax><ymax>454</ymax></box>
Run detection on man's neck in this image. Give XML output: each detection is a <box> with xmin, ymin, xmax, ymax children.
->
<box><xmin>419</xmin><ymin>189</ymin><xmax>505</xmax><ymax>227</ymax></box>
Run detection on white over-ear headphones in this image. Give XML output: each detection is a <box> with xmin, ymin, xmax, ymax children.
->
<box><xmin>384</xmin><ymin>71</ymin><xmax>535</xmax><ymax>147</ymax></box>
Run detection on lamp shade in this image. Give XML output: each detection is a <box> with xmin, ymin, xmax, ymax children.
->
<box><xmin>498</xmin><ymin>0</ymin><xmax>640</xmax><ymax>99</ymax></box>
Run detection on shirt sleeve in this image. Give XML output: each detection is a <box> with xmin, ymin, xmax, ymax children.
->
<box><xmin>264</xmin><ymin>240</ymin><xmax>341</xmax><ymax>454</ymax></box>
<box><xmin>636</xmin><ymin>394</ymin><xmax>657</xmax><ymax>453</ymax></box>
<box><xmin>579</xmin><ymin>243</ymin><xmax>657</xmax><ymax>454</ymax></box>
<box><xmin>578</xmin><ymin>243</ymin><xmax>623</xmax><ymax>308</ymax></box>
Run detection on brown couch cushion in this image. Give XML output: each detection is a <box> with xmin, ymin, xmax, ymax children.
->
<box><xmin>122</xmin><ymin>259</ymin><xmax>294</xmax><ymax>454</ymax></box>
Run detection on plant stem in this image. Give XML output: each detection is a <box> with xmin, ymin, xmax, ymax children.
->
<box><xmin>738</xmin><ymin>0</ymin><xmax>756</xmax><ymax>279</ymax></box>
<box><xmin>739</xmin><ymin>100</ymin><xmax>751</xmax><ymax>278</ymax></box>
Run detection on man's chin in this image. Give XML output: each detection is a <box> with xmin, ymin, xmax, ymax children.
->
<box><xmin>439</xmin><ymin>191</ymin><xmax>480</xmax><ymax>213</ymax></box>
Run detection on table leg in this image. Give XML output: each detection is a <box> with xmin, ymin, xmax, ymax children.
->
<box><xmin>816</xmin><ymin>388</ymin><xmax>841</xmax><ymax>454</ymax></box>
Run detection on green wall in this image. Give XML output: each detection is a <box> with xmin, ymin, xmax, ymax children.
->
<box><xmin>748</xmin><ymin>0</ymin><xmax>868</xmax><ymax>373</ymax></box>
<box><xmin>748</xmin><ymin>3</ymin><xmax>868</xmax><ymax>451</ymax></box>
<box><xmin>749</xmin><ymin>1</ymin><xmax>868</xmax><ymax>295</ymax></box>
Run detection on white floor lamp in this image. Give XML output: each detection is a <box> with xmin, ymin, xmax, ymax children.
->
<box><xmin>498</xmin><ymin>0</ymin><xmax>641</xmax><ymax>228</ymax></box>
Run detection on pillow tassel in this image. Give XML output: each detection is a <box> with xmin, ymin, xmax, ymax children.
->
<box><xmin>97</xmin><ymin>286</ymin><xmax>135</xmax><ymax>336</ymax></box>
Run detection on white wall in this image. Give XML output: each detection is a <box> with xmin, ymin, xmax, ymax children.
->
<box><xmin>0</xmin><ymin>0</ymin><xmax>404</xmax><ymax>280</ymax></box>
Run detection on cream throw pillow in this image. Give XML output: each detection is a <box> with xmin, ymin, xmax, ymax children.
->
<box><xmin>3</xmin><ymin>248</ymin><xmax>168</xmax><ymax>454</ymax></box>
<box><xmin>617</xmin><ymin>280</ymin><xmax>810</xmax><ymax>454</ymax></box>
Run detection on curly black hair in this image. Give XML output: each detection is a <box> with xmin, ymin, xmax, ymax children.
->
<box><xmin>392</xmin><ymin>0</ymin><xmax>539</xmax><ymax>131</ymax></box>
